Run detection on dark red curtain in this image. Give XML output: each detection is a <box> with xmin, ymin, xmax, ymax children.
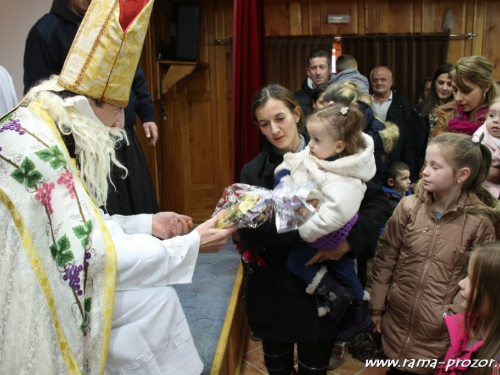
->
<box><xmin>231</xmin><ymin>0</ymin><xmax>267</xmax><ymax>182</ymax></box>
<box><xmin>341</xmin><ymin>33</ymin><xmax>450</xmax><ymax>104</ymax></box>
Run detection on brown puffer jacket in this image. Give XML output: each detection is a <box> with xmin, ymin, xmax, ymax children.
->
<box><xmin>367</xmin><ymin>184</ymin><xmax>500</xmax><ymax>374</ymax></box>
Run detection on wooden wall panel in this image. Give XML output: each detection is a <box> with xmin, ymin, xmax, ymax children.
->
<box><xmin>264</xmin><ymin>2</ymin><xmax>292</xmax><ymax>35</ymax></box>
<box><xmin>320</xmin><ymin>3</ymin><xmax>359</xmax><ymax>35</ymax></box>
<box><xmin>386</xmin><ymin>1</ymin><xmax>415</xmax><ymax>33</ymax></box>
<box><xmin>483</xmin><ymin>0</ymin><xmax>500</xmax><ymax>80</ymax></box>
<box><xmin>141</xmin><ymin>0</ymin><xmax>234</xmax><ymax>221</ymax></box>
<box><xmin>422</xmin><ymin>0</ymin><xmax>471</xmax><ymax>64</ymax></box>
<box><xmin>261</xmin><ymin>0</ymin><xmax>497</xmax><ymax>67</ymax></box>
<box><xmin>187</xmin><ymin>99</ymin><xmax>215</xmax><ymax>184</ymax></box>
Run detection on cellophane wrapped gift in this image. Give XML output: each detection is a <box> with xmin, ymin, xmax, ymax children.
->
<box><xmin>273</xmin><ymin>181</ymin><xmax>317</xmax><ymax>233</ymax></box>
<box><xmin>213</xmin><ymin>183</ymin><xmax>273</xmax><ymax>229</ymax></box>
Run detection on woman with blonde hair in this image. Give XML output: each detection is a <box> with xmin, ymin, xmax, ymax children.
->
<box><xmin>431</xmin><ymin>55</ymin><xmax>500</xmax><ymax>138</ymax></box>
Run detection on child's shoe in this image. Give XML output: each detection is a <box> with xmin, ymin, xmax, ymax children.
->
<box><xmin>306</xmin><ymin>266</ymin><xmax>354</xmax><ymax>322</ymax></box>
<box><xmin>336</xmin><ymin>296</ymin><xmax>374</xmax><ymax>342</ymax></box>
<box><xmin>328</xmin><ymin>342</ymin><xmax>346</xmax><ymax>370</ymax></box>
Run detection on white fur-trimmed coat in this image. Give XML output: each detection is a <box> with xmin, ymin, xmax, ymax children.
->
<box><xmin>275</xmin><ymin>133</ymin><xmax>376</xmax><ymax>242</ymax></box>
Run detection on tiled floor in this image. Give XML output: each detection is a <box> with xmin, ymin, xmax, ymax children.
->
<box><xmin>240</xmin><ymin>327</ymin><xmax>388</xmax><ymax>375</ymax></box>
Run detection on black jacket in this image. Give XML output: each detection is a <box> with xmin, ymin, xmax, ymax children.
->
<box><xmin>23</xmin><ymin>0</ymin><xmax>155</xmax><ymax>140</ymax></box>
<box><xmin>294</xmin><ymin>78</ymin><xmax>313</xmax><ymax>116</ymax></box>
<box><xmin>384</xmin><ymin>91</ymin><xmax>413</xmax><ymax>163</ymax></box>
<box><xmin>239</xmin><ymin>137</ymin><xmax>392</xmax><ymax>342</ymax></box>
<box><xmin>405</xmin><ymin>102</ymin><xmax>429</xmax><ymax>181</ymax></box>
<box><xmin>359</xmin><ymin>101</ymin><xmax>389</xmax><ymax>186</ymax></box>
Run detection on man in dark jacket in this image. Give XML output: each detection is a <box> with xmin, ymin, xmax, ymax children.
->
<box><xmin>295</xmin><ymin>50</ymin><xmax>332</xmax><ymax>116</ymax></box>
<box><xmin>370</xmin><ymin>66</ymin><xmax>413</xmax><ymax>164</ymax></box>
<box><xmin>24</xmin><ymin>0</ymin><xmax>160</xmax><ymax>216</ymax></box>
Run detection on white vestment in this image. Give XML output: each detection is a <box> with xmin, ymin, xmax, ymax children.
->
<box><xmin>103</xmin><ymin>213</ymin><xmax>204</xmax><ymax>375</ymax></box>
<box><xmin>0</xmin><ymin>66</ymin><xmax>17</xmax><ymax>116</ymax></box>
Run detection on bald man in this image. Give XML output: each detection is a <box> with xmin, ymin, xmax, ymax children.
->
<box><xmin>370</xmin><ymin>66</ymin><xmax>413</xmax><ymax>164</ymax></box>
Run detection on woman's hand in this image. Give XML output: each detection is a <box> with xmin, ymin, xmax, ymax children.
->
<box><xmin>305</xmin><ymin>240</ymin><xmax>351</xmax><ymax>266</ymax></box>
<box><xmin>152</xmin><ymin>212</ymin><xmax>193</xmax><ymax>239</ymax></box>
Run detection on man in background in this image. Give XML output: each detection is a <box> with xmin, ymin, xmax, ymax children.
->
<box><xmin>24</xmin><ymin>0</ymin><xmax>160</xmax><ymax>216</ymax></box>
<box><xmin>295</xmin><ymin>49</ymin><xmax>332</xmax><ymax>115</ymax></box>
<box><xmin>330</xmin><ymin>54</ymin><xmax>369</xmax><ymax>93</ymax></box>
<box><xmin>370</xmin><ymin>66</ymin><xmax>413</xmax><ymax>163</ymax></box>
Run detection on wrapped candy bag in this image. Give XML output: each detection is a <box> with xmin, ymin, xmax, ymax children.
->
<box><xmin>213</xmin><ymin>183</ymin><xmax>273</xmax><ymax>229</ymax></box>
<box><xmin>273</xmin><ymin>181</ymin><xmax>317</xmax><ymax>234</ymax></box>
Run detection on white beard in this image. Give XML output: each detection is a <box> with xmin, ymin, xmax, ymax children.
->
<box><xmin>29</xmin><ymin>88</ymin><xmax>128</xmax><ymax>208</ymax></box>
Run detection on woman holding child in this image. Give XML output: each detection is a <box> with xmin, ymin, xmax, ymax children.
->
<box><xmin>239</xmin><ymin>84</ymin><xmax>392</xmax><ymax>374</ymax></box>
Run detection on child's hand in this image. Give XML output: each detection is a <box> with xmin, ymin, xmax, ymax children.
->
<box><xmin>371</xmin><ymin>314</ymin><xmax>382</xmax><ymax>333</ymax></box>
<box><xmin>307</xmin><ymin>199</ymin><xmax>319</xmax><ymax>212</ymax></box>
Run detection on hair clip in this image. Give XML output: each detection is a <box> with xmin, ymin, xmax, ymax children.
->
<box><xmin>340</xmin><ymin>107</ymin><xmax>349</xmax><ymax>116</ymax></box>
<box><xmin>327</xmin><ymin>101</ymin><xmax>335</xmax><ymax>107</ymax></box>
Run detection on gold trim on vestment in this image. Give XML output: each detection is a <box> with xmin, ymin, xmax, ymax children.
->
<box><xmin>0</xmin><ymin>189</ymin><xmax>81</xmax><ymax>375</ymax></box>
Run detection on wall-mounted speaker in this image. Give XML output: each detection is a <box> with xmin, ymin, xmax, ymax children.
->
<box><xmin>170</xmin><ymin>2</ymin><xmax>201</xmax><ymax>62</ymax></box>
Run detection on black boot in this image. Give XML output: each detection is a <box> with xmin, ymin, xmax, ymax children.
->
<box><xmin>336</xmin><ymin>298</ymin><xmax>375</xmax><ymax>342</ymax></box>
<box><xmin>306</xmin><ymin>266</ymin><xmax>353</xmax><ymax>322</ymax></box>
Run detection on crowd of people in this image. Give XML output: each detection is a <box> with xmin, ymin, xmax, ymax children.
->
<box><xmin>1</xmin><ymin>2</ymin><xmax>500</xmax><ymax>374</ymax></box>
<box><xmin>238</xmin><ymin>49</ymin><xmax>500</xmax><ymax>375</ymax></box>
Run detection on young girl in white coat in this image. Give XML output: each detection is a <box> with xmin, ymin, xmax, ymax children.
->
<box><xmin>275</xmin><ymin>103</ymin><xmax>376</xmax><ymax>341</ymax></box>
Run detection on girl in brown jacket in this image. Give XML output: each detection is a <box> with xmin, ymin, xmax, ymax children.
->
<box><xmin>367</xmin><ymin>133</ymin><xmax>500</xmax><ymax>374</ymax></box>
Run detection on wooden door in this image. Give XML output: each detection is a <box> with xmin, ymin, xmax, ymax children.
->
<box><xmin>140</xmin><ymin>0</ymin><xmax>233</xmax><ymax>223</ymax></box>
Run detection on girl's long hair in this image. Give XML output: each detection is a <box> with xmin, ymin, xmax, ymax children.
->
<box><xmin>428</xmin><ymin>133</ymin><xmax>491</xmax><ymax>194</ymax></box>
<box><xmin>464</xmin><ymin>243</ymin><xmax>500</xmax><ymax>375</ymax></box>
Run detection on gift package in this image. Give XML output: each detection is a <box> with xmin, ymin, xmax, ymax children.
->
<box><xmin>272</xmin><ymin>181</ymin><xmax>316</xmax><ymax>233</ymax></box>
<box><xmin>213</xmin><ymin>183</ymin><xmax>273</xmax><ymax>229</ymax></box>
<box><xmin>213</xmin><ymin>182</ymin><xmax>316</xmax><ymax>232</ymax></box>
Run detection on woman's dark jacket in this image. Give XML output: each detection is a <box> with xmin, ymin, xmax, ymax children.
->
<box><xmin>239</xmin><ymin>135</ymin><xmax>393</xmax><ymax>342</ymax></box>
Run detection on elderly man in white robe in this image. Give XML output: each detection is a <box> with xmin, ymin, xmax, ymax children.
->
<box><xmin>0</xmin><ymin>1</ymin><xmax>236</xmax><ymax>374</ymax></box>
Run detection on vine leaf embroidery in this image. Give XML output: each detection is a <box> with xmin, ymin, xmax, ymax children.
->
<box><xmin>11</xmin><ymin>157</ymin><xmax>43</xmax><ymax>188</ymax></box>
<box><xmin>36</xmin><ymin>146</ymin><xmax>66</xmax><ymax>169</ymax></box>
<box><xmin>84</xmin><ymin>298</ymin><xmax>92</xmax><ymax>313</ymax></box>
<box><xmin>0</xmin><ymin>112</ymin><xmax>14</xmax><ymax>127</ymax></box>
<box><xmin>49</xmin><ymin>235</ymin><xmax>75</xmax><ymax>267</ymax></box>
<box><xmin>81</xmin><ymin>298</ymin><xmax>92</xmax><ymax>335</ymax></box>
<box><xmin>73</xmin><ymin>220</ymin><xmax>93</xmax><ymax>248</ymax></box>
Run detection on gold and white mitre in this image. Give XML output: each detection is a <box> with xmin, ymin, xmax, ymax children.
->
<box><xmin>58</xmin><ymin>0</ymin><xmax>154</xmax><ymax>107</ymax></box>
